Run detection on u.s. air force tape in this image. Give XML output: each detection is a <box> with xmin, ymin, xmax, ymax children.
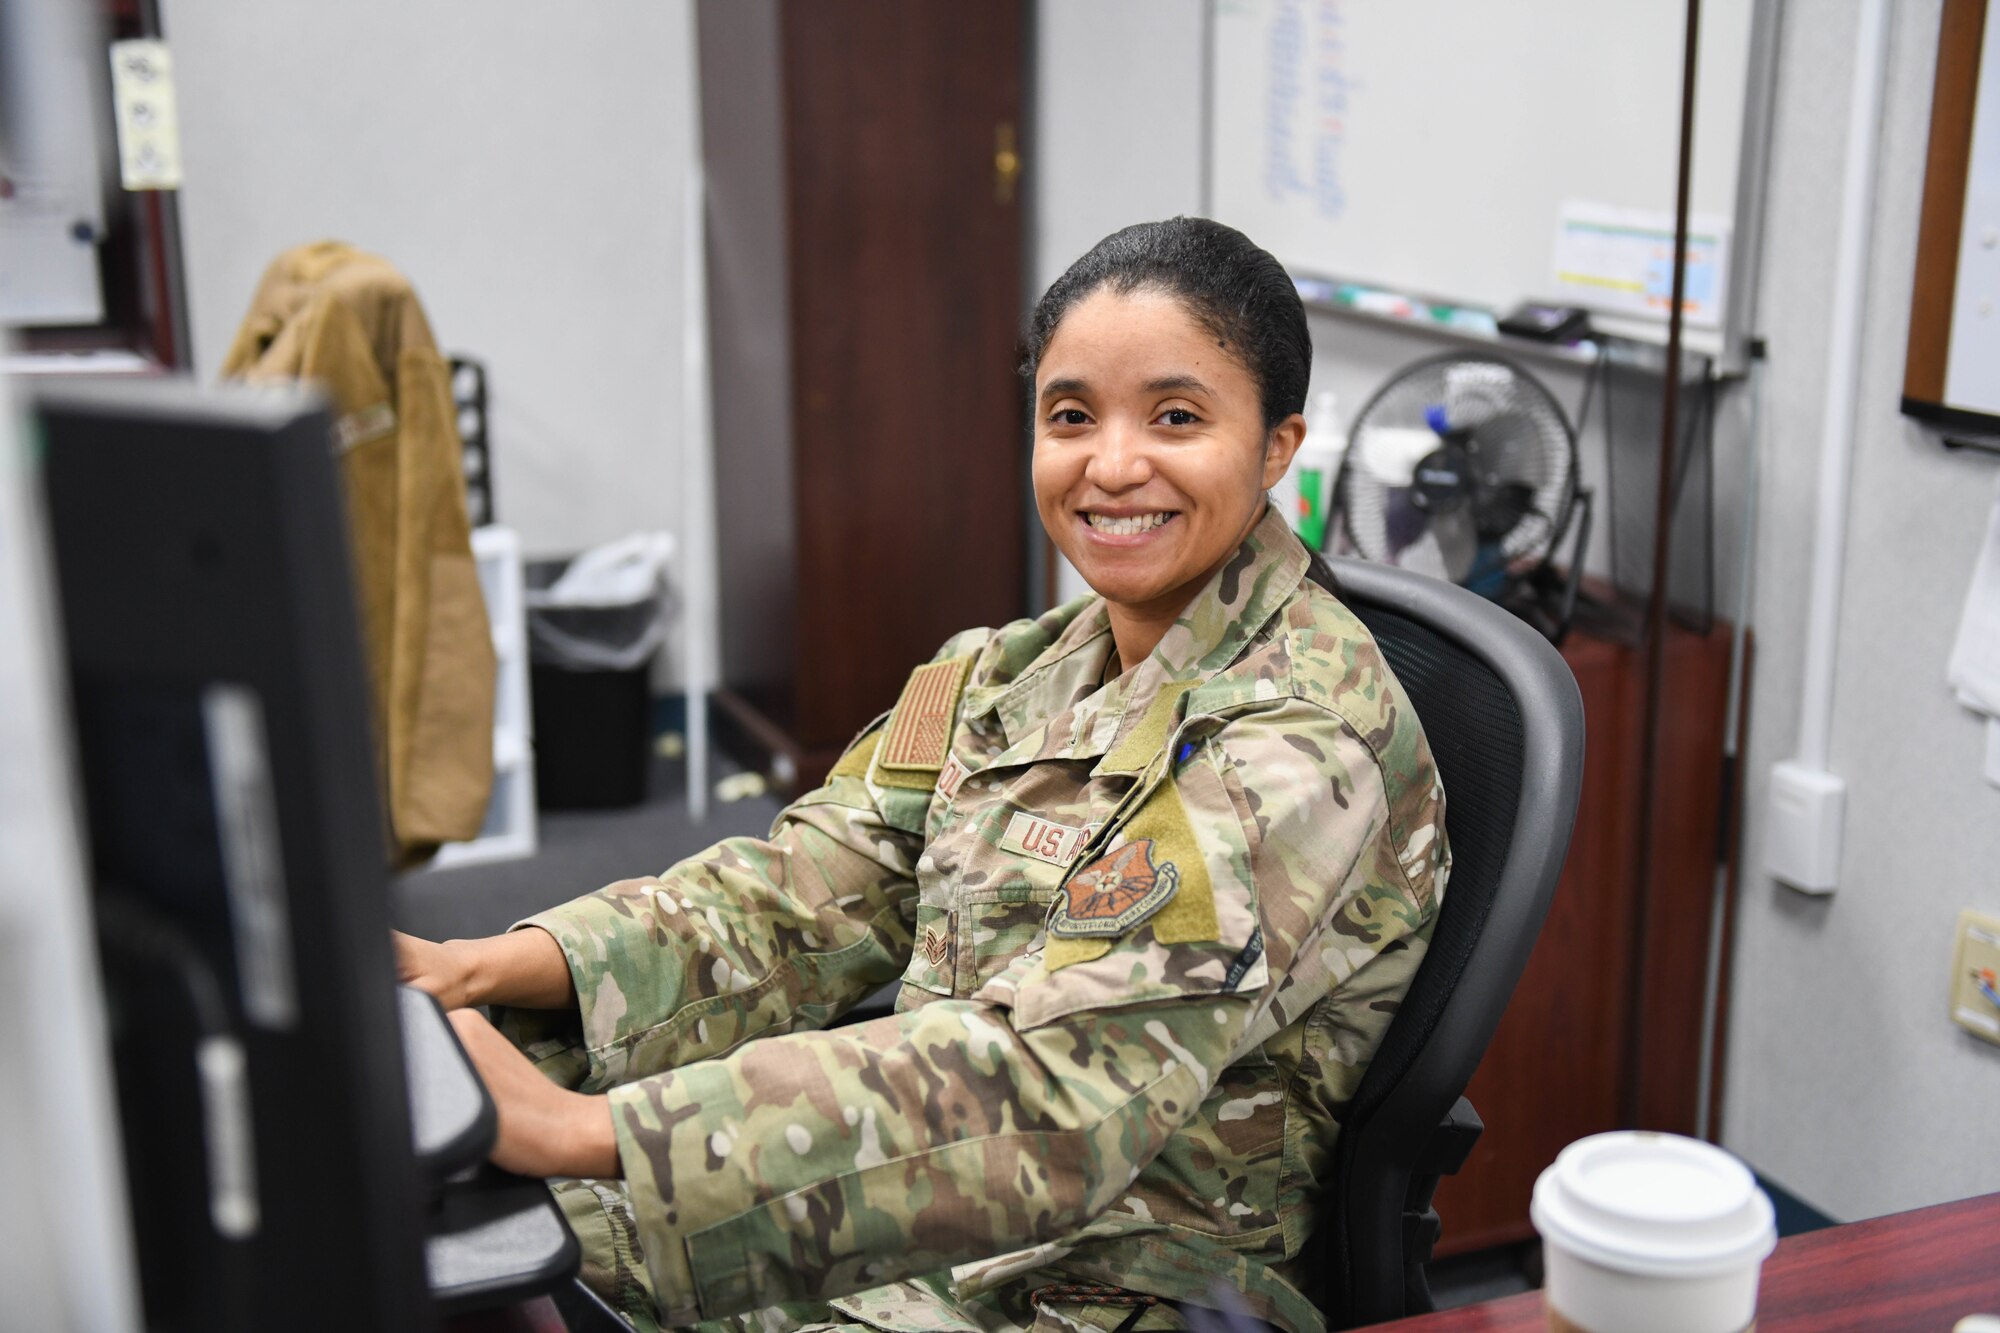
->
<box><xmin>875</xmin><ymin>655</ymin><xmax>973</xmax><ymax>790</ymax></box>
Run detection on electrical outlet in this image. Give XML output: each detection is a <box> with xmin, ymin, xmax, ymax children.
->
<box><xmin>1949</xmin><ymin>909</ymin><xmax>2000</xmax><ymax>1046</ymax></box>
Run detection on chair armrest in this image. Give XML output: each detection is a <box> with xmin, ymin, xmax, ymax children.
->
<box><xmin>402</xmin><ymin>985</ymin><xmax>497</xmax><ymax>1182</ymax></box>
<box><xmin>427</xmin><ymin>1165</ymin><xmax>580</xmax><ymax>1315</ymax></box>
<box><xmin>1416</xmin><ymin>1095</ymin><xmax>1484</xmax><ymax>1178</ymax></box>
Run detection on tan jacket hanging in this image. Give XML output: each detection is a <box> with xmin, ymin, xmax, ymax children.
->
<box><xmin>222</xmin><ymin>240</ymin><xmax>495</xmax><ymax>865</ymax></box>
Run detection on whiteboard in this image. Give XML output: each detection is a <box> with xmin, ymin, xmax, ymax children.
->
<box><xmin>1942</xmin><ymin>0</ymin><xmax>2000</xmax><ymax>418</ymax></box>
<box><xmin>1208</xmin><ymin>0</ymin><xmax>1770</xmax><ymax>358</ymax></box>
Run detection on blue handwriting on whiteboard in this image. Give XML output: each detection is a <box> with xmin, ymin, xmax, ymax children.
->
<box><xmin>1312</xmin><ymin>0</ymin><xmax>1348</xmax><ymax>218</ymax></box>
<box><xmin>1264</xmin><ymin>0</ymin><xmax>1308</xmax><ymax>203</ymax></box>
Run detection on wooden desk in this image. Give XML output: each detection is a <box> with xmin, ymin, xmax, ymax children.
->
<box><xmin>1369</xmin><ymin>1193</ymin><xmax>2000</xmax><ymax>1331</ymax></box>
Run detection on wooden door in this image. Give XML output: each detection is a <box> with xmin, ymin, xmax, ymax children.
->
<box><xmin>782</xmin><ymin>0</ymin><xmax>1027</xmax><ymax>755</ymax></box>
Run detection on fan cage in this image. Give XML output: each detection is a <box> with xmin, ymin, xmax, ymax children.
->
<box><xmin>1335</xmin><ymin>351</ymin><xmax>1579</xmax><ymax>585</ymax></box>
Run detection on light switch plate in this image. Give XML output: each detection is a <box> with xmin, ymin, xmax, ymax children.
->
<box><xmin>1950</xmin><ymin>909</ymin><xmax>2000</xmax><ymax>1045</ymax></box>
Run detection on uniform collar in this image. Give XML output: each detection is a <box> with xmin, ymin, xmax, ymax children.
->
<box><xmin>970</xmin><ymin>504</ymin><xmax>1309</xmax><ymax>771</ymax></box>
<box><xmin>959</xmin><ymin>599</ymin><xmax>1116</xmax><ymax>757</ymax></box>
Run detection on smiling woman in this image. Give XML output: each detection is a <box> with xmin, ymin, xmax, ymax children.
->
<box><xmin>1034</xmin><ymin>285</ymin><xmax>1298</xmax><ymax>654</ymax></box>
<box><xmin>398</xmin><ymin>218</ymin><xmax>1450</xmax><ymax>1333</ymax></box>
<box><xmin>1028</xmin><ymin>222</ymin><xmax>1312</xmax><ymax>664</ymax></box>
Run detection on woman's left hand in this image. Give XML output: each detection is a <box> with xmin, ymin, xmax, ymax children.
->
<box><xmin>447</xmin><ymin>1007</ymin><xmax>621</xmax><ymax>1180</ymax></box>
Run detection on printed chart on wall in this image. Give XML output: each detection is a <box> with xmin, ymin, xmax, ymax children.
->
<box><xmin>1550</xmin><ymin>202</ymin><xmax>1732</xmax><ymax>328</ymax></box>
<box><xmin>1207</xmin><ymin>0</ymin><xmax>1764</xmax><ymax>350</ymax></box>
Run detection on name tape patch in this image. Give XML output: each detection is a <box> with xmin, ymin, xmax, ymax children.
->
<box><xmin>332</xmin><ymin>402</ymin><xmax>396</xmax><ymax>454</ymax></box>
<box><xmin>1001</xmin><ymin>811</ymin><xmax>1091</xmax><ymax>867</ymax></box>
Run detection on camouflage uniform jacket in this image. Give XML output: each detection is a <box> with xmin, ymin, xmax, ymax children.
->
<box><xmin>513</xmin><ymin>506</ymin><xmax>1449</xmax><ymax>1332</ymax></box>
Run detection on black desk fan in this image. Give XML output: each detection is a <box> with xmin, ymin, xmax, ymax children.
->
<box><xmin>1333</xmin><ymin>352</ymin><xmax>1590</xmax><ymax>641</ymax></box>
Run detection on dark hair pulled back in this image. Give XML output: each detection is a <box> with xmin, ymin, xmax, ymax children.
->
<box><xmin>1021</xmin><ymin>216</ymin><xmax>1312</xmax><ymax>434</ymax></box>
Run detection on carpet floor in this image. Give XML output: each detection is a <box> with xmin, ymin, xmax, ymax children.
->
<box><xmin>393</xmin><ymin>747</ymin><xmax>784</xmax><ymax>943</ymax></box>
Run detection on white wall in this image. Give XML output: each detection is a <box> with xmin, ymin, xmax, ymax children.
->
<box><xmin>1031</xmin><ymin>0</ymin><xmax>1208</xmax><ymax>295</ymax></box>
<box><xmin>1722</xmin><ymin>0</ymin><xmax>2000</xmax><ymax>1219</ymax></box>
<box><xmin>162</xmin><ymin>0</ymin><xmax>696</xmax><ymax>583</ymax></box>
<box><xmin>1036</xmin><ymin>0</ymin><xmax>2000</xmax><ymax>1222</ymax></box>
<box><xmin>1033</xmin><ymin>0</ymin><xmax>1207</xmax><ymax>604</ymax></box>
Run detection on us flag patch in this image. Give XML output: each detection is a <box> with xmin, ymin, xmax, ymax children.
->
<box><xmin>879</xmin><ymin>657</ymin><xmax>972</xmax><ymax>773</ymax></box>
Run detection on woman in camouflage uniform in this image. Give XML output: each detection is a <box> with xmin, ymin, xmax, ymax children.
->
<box><xmin>400</xmin><ymin>219</ymin><xmax>1449</xmax><ymax>1333</ymax></box>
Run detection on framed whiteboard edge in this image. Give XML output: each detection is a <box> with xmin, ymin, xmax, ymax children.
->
<box><xmin>1202</xmin><ymin>0</ymin><xmax>1781</xmax><ymax>379</ymax></box>
<box><xmin>1721</xmin><ymin>0</ymin><xmax>1785</xmax><ymax>375</ymax></box>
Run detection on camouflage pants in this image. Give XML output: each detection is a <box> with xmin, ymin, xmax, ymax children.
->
<box><xmin>552</xmin><ymin>1179</ymin><xmax>1188</xmax><ymax>1333</ymax></box>
<box><xmin>518</xmin><ymin>1016</ymin><xmax>1195</xmax><ymax>1333</ymax></box>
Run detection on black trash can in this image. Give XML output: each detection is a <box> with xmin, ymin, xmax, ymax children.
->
<box><xmin>524</xmin><ymin>553</ymin><xmax>667</xmax><ymax>810</ymax></box>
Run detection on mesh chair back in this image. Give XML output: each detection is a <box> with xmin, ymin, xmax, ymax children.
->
<box><xmin>1316</xmin><ymin>557</ymin><xmax>1585</xmax><ymax>1328</ymax></box>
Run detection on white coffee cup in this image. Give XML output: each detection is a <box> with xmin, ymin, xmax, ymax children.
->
<box><xmin>1530</xmin><ymin>1131</ymin><xmax>1777</xmax><ymax>1333</ymax></box>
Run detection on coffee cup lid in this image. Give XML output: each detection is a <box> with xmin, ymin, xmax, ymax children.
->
<box><xmin>1531</xmin><ymin>1131</ymin><xmax>1777</xmax><ymax>1278</ymax></box>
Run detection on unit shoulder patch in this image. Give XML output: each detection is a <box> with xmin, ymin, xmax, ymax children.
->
<box><xmin>1049</xmin><ymin>839</ymin><xmax>1180</xmax><ymax>938</ymax></box>
<box><xmin>1044</xmin><ymin>773</ymin><xmax>1219</xmax><ymax>959</ymax></box>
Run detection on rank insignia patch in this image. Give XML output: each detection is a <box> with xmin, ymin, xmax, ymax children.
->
<box><xmin>1049</xmin><ymin>839</ymin><xmax>1180</xmax><ymax>938</ymax></box>
<box><xmin>911</xmin><ymin>904</ymin><xmax>954</xmax><ymax>979</ymax></box>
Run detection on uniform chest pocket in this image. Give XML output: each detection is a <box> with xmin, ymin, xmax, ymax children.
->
<box><xmin>899</xmin><ymin>883</ymin><xmax>1076</xmax><ymax>1000</ymax></box>
<box><xmin>898</xmin><ymin>805</ymin><xmax>1097</xmax><ymax>1001</ymax></box>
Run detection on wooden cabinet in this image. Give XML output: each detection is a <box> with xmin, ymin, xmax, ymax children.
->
<box><xmin>698</xmin><ymin>0</ymin><xmax>1028</xmax><ymax>788</ymax></box>
<box><xmin>1434</xmin><ymin>619</ymin><xmax>1742</xmax><ymax>1255</ymax></box>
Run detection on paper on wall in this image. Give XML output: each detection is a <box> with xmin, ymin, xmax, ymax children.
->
<box><xmin>1549</xmin><ymin>200</ymin><xmax>1732</xmax><ymax>329</ymax></box>
<box><xmin>1947</xmin><ymin>476</ymin><xmax>2000</xmax><ymax>789</ymax></box>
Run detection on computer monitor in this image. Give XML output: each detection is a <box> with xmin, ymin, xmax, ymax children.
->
<box><xmin>34</xmin><ymin>379</ymin><xmax>432</xmax><ymax>1331</ymax></box>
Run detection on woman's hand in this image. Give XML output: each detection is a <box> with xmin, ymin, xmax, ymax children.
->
<box><xmin>448</xmin><ymin>1007</ymin><xmax>620</xmax><ymax>1180</ymax></box>
<box><xmin>395</xmin><ymin>931</ymin><xmax>474</xmax><ymax>1010</ymax></box>
<box><xmin>394</xmin><ymin>926</ymin><xmax>576</xmax><ymax>1011</ymax></box>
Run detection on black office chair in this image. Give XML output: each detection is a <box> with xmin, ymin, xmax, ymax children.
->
<box><xmin>1314</xmin><ymin>556</ymin><xmax>1585</xmax><ymax>1329</ymax></box>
